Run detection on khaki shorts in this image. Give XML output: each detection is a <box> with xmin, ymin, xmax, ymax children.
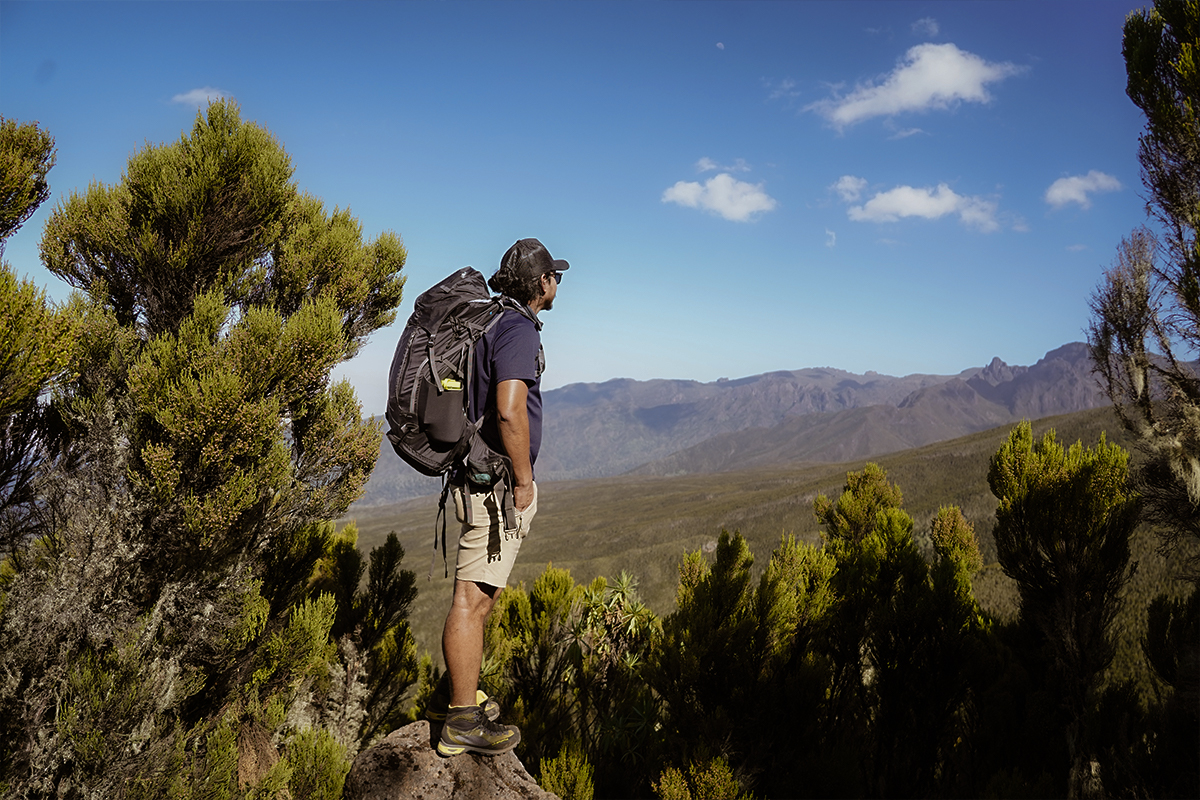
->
<box><xmin>452</xmin><ymin>481</ymin><xmax>537</xmax><ymax>588</ymax></box>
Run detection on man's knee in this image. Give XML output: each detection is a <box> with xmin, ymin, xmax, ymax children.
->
<box><xmin>451</xmin><ymin>579</ymin><xmax>500</xmax><ymax>617</ymax></box>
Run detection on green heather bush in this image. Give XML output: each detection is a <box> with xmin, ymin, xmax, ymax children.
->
<box><xmin>651</xmin><ymin>756</ymin><xmax>751</xmax><ymax>800</ymax></box>
<box><xmin>539</xmin><ymin>742</ymin><xmax>596</xmax><ymax>800</ymax></box>
<box><xmin>284</xmin><ymin>726</ymin><xmax>352</xmax><ymax>800</ymax></box>
<box><xmin>0</xmin><ymin>102</ymin><xmax>411</xmax><ymax>797</ymax></box>
<box><xmin>987</xmin><ymin>422</ymin><xmax>1139</xmax><ymax>797</ymax></box>
<box><xmin>483</xmin><ymin>565</ymin><xmax>659</xmax><ymax>798</ymax></box>
<box><xmin>0</xmin><ymin>118</ymin><xmax>72</xmax><ymax>557</ymax></box>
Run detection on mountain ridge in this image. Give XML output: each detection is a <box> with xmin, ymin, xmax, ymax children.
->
<box><xmin>632</xmin><ymin>343</ymin><xmax>1105</xmax><ymax>476</ymax></box>
<box><xmin>355</xmin><ymin>342</ymin><xmax>1106</xmax><ymax>506</ymax></box>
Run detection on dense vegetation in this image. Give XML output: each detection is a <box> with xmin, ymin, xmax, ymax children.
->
<box><xmin>464</xmin><ymin>431</ymin><xmax>1190</xmax><ymax>799</ymax></box>
<box><xmin>1</xmin><ymin>2</ymin><xmax>1196</xmax><ymax>798</ymax></box>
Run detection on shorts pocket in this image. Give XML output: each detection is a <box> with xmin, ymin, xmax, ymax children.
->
<box><xmin>515</xmin><ymin>482</ymin><xmax>538</xmax><ymax>537</ymax></box>
<box><xmin>452</xmin><ymin>485</ymin><xmax>466</xmax><ymax>524</ymax></box>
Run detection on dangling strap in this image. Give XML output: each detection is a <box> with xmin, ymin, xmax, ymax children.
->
<box><xmin>430</xmin><ymin>477</ymin><xmax>451</xmax><ymax>580</ymax></box>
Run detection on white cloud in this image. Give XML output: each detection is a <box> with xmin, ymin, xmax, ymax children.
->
<box><xmin>846</xmin><ymin>183</ymin><xmax>1000</xmax><ymax>232</ymax></box>
<box><xmin>832</xmin><ymin>175</ymin><xmax>868</xmax><ymax>203</ymax></box>
<box><xmin>716</xmin><ymin>42</ymin><xmax>725</xmax><ymax>50</ymax></box>
<box><xmin>806</xmin><ymin>43</ymin><xmax>1023</xmax><ymax>129</ymax></box>
<box><xmin>825</xmin><ymin>228</ymin><xmax>837</xmax><ymax>247</ymax></box>
<box><xmin>697</xmin><ymin>157</ymin><xmax>750</xmax><ymax>173</ymax></box>
<box><xmin>1067</xmin><ymin>244</ymin><xmax>1089</xmax><ymax>252</ymax></box>
<box><xmin>662</xmin><ymin>173</ymin><xmax>777</xmax><ymax>222</ymax></box>
<box><xmin>912</xmin><ymin>17</ymin><xmax>939</xmax><ymax>37</ymax></box>
<box><xmin>172</xmin><ymin>86</ymin><xmax>232</xmax><ymax>109</ymax></box>
<box><xmin>1045</xmin><ymin>170</ymin><xmax>1122</xmax><ymax>209</ymax></box>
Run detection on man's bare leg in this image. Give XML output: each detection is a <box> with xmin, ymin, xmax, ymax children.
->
<box><xmin>442</xmin><ymin>578</ymin><xmax>500</xmax><ymax>707</ymax></box>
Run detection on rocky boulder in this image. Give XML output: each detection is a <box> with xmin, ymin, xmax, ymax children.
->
<box><xmin>343</xmin><ymin>721</ymin><xmax>559</xmax><ymax>800</ymax></box>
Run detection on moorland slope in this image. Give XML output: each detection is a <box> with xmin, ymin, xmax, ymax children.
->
<box><xmin>357</xmin><ymin>342</ymin><xmax>1108</xmax><ymax>505</ymax></box>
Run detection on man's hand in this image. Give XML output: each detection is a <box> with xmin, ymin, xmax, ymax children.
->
<box><xmin>513</xmin><ymin>481</ymin><xmax>535</xmax><ymax>512</ymax></box>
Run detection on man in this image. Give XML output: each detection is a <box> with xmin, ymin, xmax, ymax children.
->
<box><xmin>435</xmin><ymin>237</ymin><xmax>567</xmax><ymax>757</ymax></box>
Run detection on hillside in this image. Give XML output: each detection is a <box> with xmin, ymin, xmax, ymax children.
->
<box><xmin>357</xmin><ymin>342</ymin><xmax>1109</xmax><ymax>506</ymax></box>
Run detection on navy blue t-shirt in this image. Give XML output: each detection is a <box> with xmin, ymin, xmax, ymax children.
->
<box><xmin>468</xmin><ymin>306</ymin><xmax>544</xmax><ymax>474</ymax></box>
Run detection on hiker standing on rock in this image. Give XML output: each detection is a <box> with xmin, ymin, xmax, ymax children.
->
<box><xmin>432</xmin><ymin>238</ymin><xmax>568</xmax><ymax>757</ymax></box>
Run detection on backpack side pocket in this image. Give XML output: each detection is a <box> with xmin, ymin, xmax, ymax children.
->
<box><xmin>417</xmin><ymin>376</ymin><xmax>466</xmax><ymax>449</ymax></box>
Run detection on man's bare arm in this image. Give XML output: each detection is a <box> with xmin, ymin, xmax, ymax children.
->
<box><xmin>495</xmin><ymin>378</ymin><xmax>534</xmax><ymax>510</ymax></box>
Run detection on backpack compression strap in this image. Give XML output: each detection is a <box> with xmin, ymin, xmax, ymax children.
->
<box><xmin>430</xmin><ymin>477</ymin><xmax>451</xmax><ymax>580</ymax></box>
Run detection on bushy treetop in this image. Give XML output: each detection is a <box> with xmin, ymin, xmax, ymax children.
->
<box><xmin>40</xmin><ymin>101</ymin><xmax>405</xmax><ymax>348</ymax></box>
<box><xmin>0</xmin><ymin>116</ymin><xmax>55</xmax><ymax>249</ymax></box>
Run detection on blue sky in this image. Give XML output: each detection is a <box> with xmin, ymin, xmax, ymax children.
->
<box><xmin>2</xmin><ymin>0</ymin><xmax>1148</xmax><ymax>416</ymax></box>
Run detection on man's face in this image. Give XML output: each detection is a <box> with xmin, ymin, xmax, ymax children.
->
<box><xmin>539</xmin><ymin>270</ymin><xmax>558</xmax><ymax>311</ymax></box>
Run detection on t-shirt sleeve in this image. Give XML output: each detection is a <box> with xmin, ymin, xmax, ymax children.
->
<box><xmin>490</xmin><ymin>318</ymin><xmax>540</xmax><ymax>385</ymax></box>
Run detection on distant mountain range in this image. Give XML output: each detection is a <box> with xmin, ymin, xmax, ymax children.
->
<box><xmin>355</xmin><ymin>342</ymin><xmax>1109</xmax><ymax>506</ymax></box>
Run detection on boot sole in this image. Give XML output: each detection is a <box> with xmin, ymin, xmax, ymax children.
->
<box><xmin>436</xmin><ymin>735</ymin><xmax>519</xmax><ymax>757</ymax></box>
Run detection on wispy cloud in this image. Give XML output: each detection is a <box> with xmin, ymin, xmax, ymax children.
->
<box><xmin>836</xmin><ymin>177</ymin><xmax>1001</xmax><ymax>232</ymax></box>
<box><xmin>912</xmin><ymin>17</ymin><xmax>939</xmax><ymax>37</ymax></box>
<box><xmin>663</xmin><ymin>172</ymin><xmax>777</xmax><ymax>222</ymax></box>
<box><xmin>831</xmin><ymin>175</ymin><xmax>868</xmax><ymax>203</ymax></box>
<box><xmin>696</xmin><ymin>157</ymin><xmax>751</xmax><ymax>174</ymax></box>
<box><xmin>872</xmin><ymin>115</ymin><xmax>930</xmax><ymax>140</ymax></box>
<box><xmin>172</xmin><ymin>86</ymin><xmax>232</xmax><ymax>109</ymax></box>
<box><xmin>825</xmin><ymin>228</ymin><xmax>837</xmax><ymax>247</ymax></box>
<box><xmin>1045</xmin><ymin>170</ymin><xmax>1122</xmax><ymax>209</ymax></box>
<box><xmin>806</xmin><ymin>43</ymin><xmax>1023</xmax><ymax>130</ymax></box>
<box><xmin>766</xmin><ymin>78</ymin><xmax>801</xmax><ymax>103</ymax></box>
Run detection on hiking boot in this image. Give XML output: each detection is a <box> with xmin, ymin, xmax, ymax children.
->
<box><xmin>436</xmin><ymin>705</ymin><xmax>520</xmax><ymax>757</ymax></box>
<box><xmin>427</xmin><ymin>688</ymin><xmax>501</xmax><ymax>722</ymax></box>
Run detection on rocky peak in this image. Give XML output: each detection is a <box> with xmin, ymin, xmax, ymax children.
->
<box><xmin>343</xmin><ymin>721</ymin><xmax>558</xmax><ymax>800</ymax></box>
<box><xmin>975</xmin><ymin>356</ymin><xmax>1027</xmax><ymax>387</ymax></box>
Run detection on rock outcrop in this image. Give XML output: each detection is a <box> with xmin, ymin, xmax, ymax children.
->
<box><xmin>343</xmin><ymin>721</ymin><xmax>558</xmax><ymax>800</ymax></box>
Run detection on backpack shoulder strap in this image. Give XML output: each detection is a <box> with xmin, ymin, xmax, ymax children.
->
<box><xmin>498</xmin><ymin>296</ymin><xmax>543</xmax><ymax>331</ymax></box>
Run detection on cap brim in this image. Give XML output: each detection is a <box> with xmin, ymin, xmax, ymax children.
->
<box><xmin>553</xmin><ymin>259</ymin><xmax>570</xmax><ymax>271</ymax></box>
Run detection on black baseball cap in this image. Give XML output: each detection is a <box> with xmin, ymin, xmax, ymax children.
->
<box><xmin>501</xmin><ymin>238</ymin><xmax>570</xmax><ymax>280</ymax></box>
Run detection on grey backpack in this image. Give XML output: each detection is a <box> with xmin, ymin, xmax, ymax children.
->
<box><xmin>385</xmin><ymin>267</ymin><xmax>526</xmax><ymax>572</ymax></box>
